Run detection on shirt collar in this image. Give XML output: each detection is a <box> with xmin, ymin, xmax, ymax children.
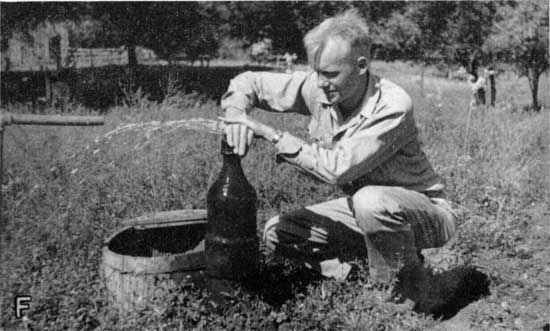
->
<box><xmin>360</xmin><ymin>72</ymin><xmax>381</xmax><ymax>119</ymax></box>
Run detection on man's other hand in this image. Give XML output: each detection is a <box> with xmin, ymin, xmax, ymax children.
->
<box><xmin>223</xmin><ymin>122</ymin><xmax>254</xmax><ymax>156</ymax></box>
<box><xmin>220</xmin><ymin>107</ymin><xmax>254</xmax><ymax>156</ymax></box>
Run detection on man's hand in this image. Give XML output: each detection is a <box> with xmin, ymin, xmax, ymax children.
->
<box><xmin>219</xmin><ymin>114</ymin><xmax>279</xmax><ymax>156</ymax></box>
<box><xmin>221</xmin><ymin>107</ymin><xmax>254</xmax><ymax>156</ymax></box>
<box><xmin>224</xmin><ymin>122</ymin><xmax>254</xmax><ymax>156</ymax></box>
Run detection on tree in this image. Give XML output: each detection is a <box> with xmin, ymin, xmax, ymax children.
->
<box><xmin>214</xmin><ymin>2</ymin><xmax>384</xmax><ymax>60</ymax></box>
<box><xmin>178</xmin><ymin>4</ymin><xmax>221</xmax><ymax>64</ymax></box>
<box><xmin>212</xmin><ymin>2</ymin><xmax>310</xmax><ymax>56</ymax></box>
<box><xmin>88</xmin><ymin>3</ymin><xmax>162</xmax><ymax>68</ymax></box>
<box><xmin>378</xmin><ymin>2</ymin><xmax>456</xmax><ymax>63</ymax></box>
<box><xmin>485</xmin><ymin>0</ymin><xmax>549</xmax><ymax>110</ymax></box>
<box><xmin>376</xmin><ymin>3</ymin><xmax>457</xmax><ymax>94</ymax></box>
<box><xmin>375</xmin><ymin>11</ymin><xmax>422</xmax><ymax>61</ymax></box>
<box><xmin>377</xmin><ymin>2</ymin><xmax>496</xmax><ymax>64</ymax></box>
<box><xmin>88</xmin><ymin>3</ymin><xmax>220</xmax><ymax>68</ymax></box>
<box><xmin>442</xmin><ymin>2</ymin><xmax>496</xmax><ymax>73</ymax></box>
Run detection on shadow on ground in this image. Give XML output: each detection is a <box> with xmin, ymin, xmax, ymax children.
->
<box><xmin>416</xmin><ymin>266</ymin><xmax>491</xmax><ymax>320</ymax></box>
<box><xmin>243</xmin><ymin>264</ymin><xmax>324</xmax><ymax>307</ymax></box>
<box><xmin>242</xmin><ymin>263</ymin><xmax>490</xmax><ymax>320</ymax></box>
<box><xmin>235</xmin><ymin>261</ymin><xmax>490</xmax><ymax>323</ymax></box>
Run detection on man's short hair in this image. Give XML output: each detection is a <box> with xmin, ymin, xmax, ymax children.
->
<box><xmin>303</xmin><ymin>9</ymin><xmax>372</xmax><ymax>66</ymax></box>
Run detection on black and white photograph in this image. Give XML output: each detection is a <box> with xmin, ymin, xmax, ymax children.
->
<box><xmin>0</xmin><ymin>1</ymin><xmax>548</xmax><ymax>330</ymax></box>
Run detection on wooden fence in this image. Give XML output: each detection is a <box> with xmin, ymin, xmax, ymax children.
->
<box><xmin>67</xmin><ymin>47</ymin><xmax>128</xmax><ymax>68</ymax></box>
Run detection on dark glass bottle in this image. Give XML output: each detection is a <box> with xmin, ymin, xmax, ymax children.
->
<box><xmin>205</xmin><ymin>138</ymin><xmax>259</xmax><ymax>282</ymax></box>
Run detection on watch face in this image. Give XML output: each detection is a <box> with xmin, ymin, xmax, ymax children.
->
<box><xmin>272</xmin><ymin>132</ymin><xmax>282</xmax><ymax>144</ymax></box>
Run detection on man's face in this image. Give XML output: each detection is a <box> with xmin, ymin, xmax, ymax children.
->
<box><xmin>314</xmin><ymin>37</ymin><xmax>367</xmax><ymax>107</ymax></box>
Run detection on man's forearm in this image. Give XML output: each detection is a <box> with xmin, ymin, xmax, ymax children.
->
<box><xmin>221</xmin><ymin>71</ymin><xmax>311</xmax><ymax>115</ymax></box>
<box><xmin>220</xmin><ymin>111</ymin><xmax>283</xmax><ymax>144</ymax></box>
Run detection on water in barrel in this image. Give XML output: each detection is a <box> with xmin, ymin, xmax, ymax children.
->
<box><xmin>205</xmin><ymin>138</ymin><xmax>259</xmax><ymax>311</ymax></box>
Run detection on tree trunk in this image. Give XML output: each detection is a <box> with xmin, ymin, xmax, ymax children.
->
<box><xmin>420</xmin><ymin>64</ymin><xmax>425</xmax><ymax>96</ymax></box>
<box><xmin>125</xmin><ymin>44</ymin><xmax>138</xmax><ymax>84</ymax></box>
<box><xmin>127</xmin><ymin>44</ymin><xmax>138</xmax><ymax>69</ymax></box>
<box><xmin>527</xmin><ymin>67</ymin><xmax>540</xmax><ymax>111</ymax></box>
<box><xmin>468</xmin><ymin>56</ymin><xmax>478</xmax><ymax>78</ymax></box>
<box><xmin>44</xmin><ymin>68</ymin><xmax>52</xmax><ymax>105</ymax></box>
<box><xmin>489</xmin><ymin>76</ymin><xmax>496</xmax><ymax>107</ymax></box>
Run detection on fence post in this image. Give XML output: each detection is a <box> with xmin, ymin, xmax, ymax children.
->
<box><xmin>0</xmin><ymin>123</ymin><xmax>4</xmax><ymax>236</ymax></box>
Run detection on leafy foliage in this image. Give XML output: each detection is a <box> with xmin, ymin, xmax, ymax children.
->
<box><xmin>376</xmin><ymin>2</ymin><xmax>497</xmax><ymax>66</ymax></box>
<box><xmin>86</xmin><ymin>3</ymin><xmax>220</xmax><ymax>66</ymax></box>
<box><xmin>484</xmin><ymin>0</ymin><xmax>549</xmax><ymax>110</ymax></box>
<box><xmin>443</xmin><ymin>2</ymin><xmax>496</xmax><ymax>66</ymax></box>
<box><xmin>2</xmin><ymin>2</ymin><xmax>547</xmax><ymax>73</ymax></box>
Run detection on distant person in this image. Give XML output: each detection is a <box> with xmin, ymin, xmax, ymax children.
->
<box><xmin>219</xmin><ymin>9</ymin><xmax>457</xmax><ymax>313</ymax></box>
<box><xmin>469</xmin><ymin>73</ymin><xmax>486</xmax><ymax>107</ymax></box>
<box><xmin>485</xmin><ymin>66</ymin><xmax>496</xmax><ymax>107</ymax></box>
<box><xmin>284</xmin><ymin>52</ymin><xmax>297</xmax><ymax>73</ymax></box>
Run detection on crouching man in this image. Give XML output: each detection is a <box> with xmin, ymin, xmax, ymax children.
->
<box><xmin>219</xmin><ymin>9</ymin><xmax>457</xmax><ymax>311</ymax></box>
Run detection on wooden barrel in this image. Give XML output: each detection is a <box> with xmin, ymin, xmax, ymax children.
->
<box><xmin>102</xmin><ymin>209</ymin><xmax>207</xmax><ymax>310</ymax></box>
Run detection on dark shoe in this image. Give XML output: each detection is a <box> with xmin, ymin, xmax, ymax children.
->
<box><xmin>387</xmin><ymin>264</ymin><xmax>490</xmax><ymax>318</ymax></box>
<box><xmin>383</xmin><ymin>263</ymin><xmax>434</xmax><ymax>314</ymax></box>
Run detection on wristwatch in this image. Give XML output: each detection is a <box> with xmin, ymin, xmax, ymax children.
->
<box><xmin>271</xmin><ymin>131</ymin><xmax>284</xmax><ymax>144</ymax></box>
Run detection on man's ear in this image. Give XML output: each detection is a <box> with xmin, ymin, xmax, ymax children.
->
<box><xmin>357</xmin><ymin>56</ymin><xmax>369</xmax><ymax>75</ymax></box>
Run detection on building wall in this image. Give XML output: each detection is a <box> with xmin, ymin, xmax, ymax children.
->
<box><xmin>69</xmin><ymin>47</ymin><xmax>128</xmax><ymax>68</ymax></box>
<box><xmin>4</xmin><ymin>21</ymin><xmax>70</xmax><ymax>71</ymax></box>
<box><xmin>1</xmin><ymin>20</ymin><xmax>162</xmax><ymax>72</ymax></box>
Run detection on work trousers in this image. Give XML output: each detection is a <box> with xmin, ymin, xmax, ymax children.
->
<box><xmin>263</xmin><ymin>186</ymin><xmax>457</xmax><ymax>282</ymax></box>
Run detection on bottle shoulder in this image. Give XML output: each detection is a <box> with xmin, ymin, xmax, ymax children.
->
<box><xmin>207</xmin><ymin>176</ymin><xmax>256</xmax><ymax>200</ymax></box>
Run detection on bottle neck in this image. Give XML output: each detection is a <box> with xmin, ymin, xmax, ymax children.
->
<box><xmin>221</xmin><ymin>154</ymin><xmax>243</xmax><ymax>172</ymax></box>
<box><xmin>220</xmin><ymin>139</ymin><xmax>244</xmax><ymax>176</ymax></box>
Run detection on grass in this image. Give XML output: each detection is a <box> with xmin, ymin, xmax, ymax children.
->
<box><xmin>0</xmin><ymin>62</ymin><xmax>548</xmax><ymax>330</ymax></box>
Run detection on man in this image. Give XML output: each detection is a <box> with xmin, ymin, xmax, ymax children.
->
<box><xmin>283</xmin><ymin>52</ymin><xmax>297</xmax><ymax>73</ymax></box>
<box><xmin>468</xmin><ymin>73</ymin><xmax>486</xmax><ymax>107</ymax></box>
<box><xmin>220</xmin><ymin>9</ymin><xmax>457</xmax><ymax>311</ymax></box>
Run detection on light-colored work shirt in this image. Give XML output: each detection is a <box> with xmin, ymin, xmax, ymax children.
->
<box><xmin>221</xmin><ymin>70</ymin><xmax>444</xmax><ymax>195</ymax></box>
<box><xmin>469</xmin><ymin>76</ymin><xmax>486</xmax><ymax>92</ymax></box>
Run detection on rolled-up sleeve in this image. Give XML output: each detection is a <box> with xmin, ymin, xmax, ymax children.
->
<box><xmin>275</xmin><ymin>104</ymin><xmax>416</xmax><ymax>185</ymax></box>
<box><xmin>221</xmin><ymin>71</ymin><xmax>311</xmax><ymax>115</ymax></box>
